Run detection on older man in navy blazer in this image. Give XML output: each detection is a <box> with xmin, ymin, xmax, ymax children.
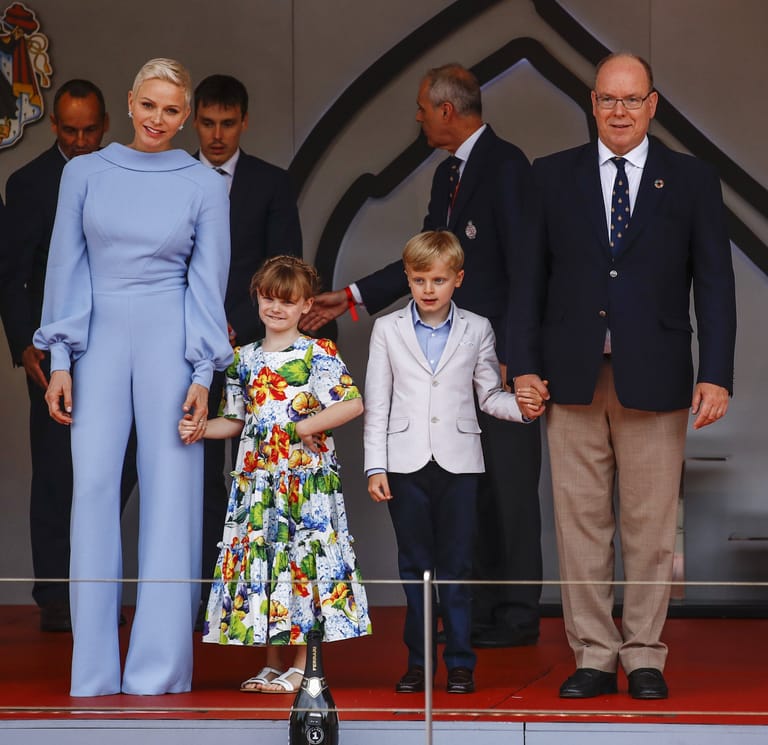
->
<box><xmin>192</xmin><ymin>75</ymin><xmax>302</xmax><ymax>615</ymax></box>
<box><xmin>306</xmin><ymin>64</ymin><xmax>543</xmax><ymax>648</ymax></box>
<box><xmin>510</xmin><ymin>53</ymin><xmax>736</xmax><ymax>700</ymax></box>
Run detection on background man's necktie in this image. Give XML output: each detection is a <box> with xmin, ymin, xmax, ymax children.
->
<box><xmin>446</xmin><ymin>156</ymin><xmax>461</xmax><ymax>221</ymax></box>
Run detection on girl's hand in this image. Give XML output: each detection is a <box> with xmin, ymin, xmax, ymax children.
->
<box><xmin>295</xmin><ymin>419</ymin><xmax>324</xmax><ymax>453</ymax></box>
<box><xmin>179</xmin><ymin>414</ymin><xmax>206</xmax><ymax>444</ymax></box>
<box><xmin>45</xmin><ymin>369</ymin><xmax>73</xmax><ymax>425</ymax></box>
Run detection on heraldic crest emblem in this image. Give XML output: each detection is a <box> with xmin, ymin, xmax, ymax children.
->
<box><xmin>0</xmin><ymin>2</ymin><xmax>52</xmax><ymax>149</ymax></box>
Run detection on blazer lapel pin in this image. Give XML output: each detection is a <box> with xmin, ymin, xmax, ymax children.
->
<box><xmin>465</xmin><ymin>220</ymin><xmax>477</xmax><ymax>240</ymax></box>
<box><xmin>654</xmin><ymin>179</ymin><xmax>665</xmax><ymax>189</ymax></box>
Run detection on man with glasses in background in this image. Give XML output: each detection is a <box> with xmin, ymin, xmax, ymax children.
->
<box><xmin>509</xmin><ymin>53</ymin><xmax>736</xmax><ymax>700</ymax></box>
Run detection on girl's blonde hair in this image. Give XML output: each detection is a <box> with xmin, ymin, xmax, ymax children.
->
<box><xmin>250</xmin><ymin>255</ymin><xmax>322</xmax><ymax>302</ymax></box>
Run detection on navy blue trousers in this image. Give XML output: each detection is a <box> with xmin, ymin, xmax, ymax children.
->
<box><xmin>388</xmin><ymin>462</ymin><xmax>478</xmax><ymax>671</ymax></box>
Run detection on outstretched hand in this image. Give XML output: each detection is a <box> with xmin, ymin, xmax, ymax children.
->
<box><xmin>300</xmin><ymin>289</ymin><xmax>348</xmax><ymax>332</ymax></box>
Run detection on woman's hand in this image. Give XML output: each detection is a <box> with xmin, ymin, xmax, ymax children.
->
<box><xmin>181</xmin><ymin>382</ymin><xmax>208</xmax><ymax>444</ymax></box>
<box><xmin>45</xmin><ymin>370</ymin><xmax>73</xmax><ymax>425</ymax></box>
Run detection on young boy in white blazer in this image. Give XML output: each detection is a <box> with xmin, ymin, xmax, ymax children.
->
<box><xmin>364</xmin><ymin>230</ymin><xmax>543</xmax><ymax>694</ymax></box>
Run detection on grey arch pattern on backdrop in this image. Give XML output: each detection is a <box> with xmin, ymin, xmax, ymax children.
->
<box><xmin>288</xmin><ymin>0</ymin><xmax>768</xmax><ymax>288</ymax></box>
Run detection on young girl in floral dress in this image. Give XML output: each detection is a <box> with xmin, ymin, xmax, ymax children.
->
<box><xmin>179</xmin><ymin>255</ymin><xmax>371</xmax><ymax>693</ymax></box>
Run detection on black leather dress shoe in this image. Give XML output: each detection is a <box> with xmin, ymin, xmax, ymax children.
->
<box><xmin>559</xmin><ymin>668</ymin><xmax>618</xmax><ymax>698</ymax></box>
<box><xmin>395</xmin><ymin>666</ymin><xmax>425</xmax><ymax>693</ymax></box>
<box><xmin>40</xmin><ymin>602</ymin><xmax>71</xmax><ymax>632</ymax></box>
<box><xmin>446</xmin><ymin>667</ymin><xmax>475</xmax><ymax>693</ymax></box>
<box><xmin>471</xmin><ymin>625</ymin><xmax>539</xmax><ymax>648</ymax></box>
<box><xmin>627</xmin><ymin>668</ymin><xmax>668</xmax><ymax>699</ymax></box>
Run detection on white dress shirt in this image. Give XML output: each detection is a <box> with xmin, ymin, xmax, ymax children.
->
<box><xmin>199</xmin><ymin>149</ymin><xmax>240</xmax><ymax>195</ymax></box>
<box><xmin>597</xmin><ymin>136</ymin><xmax>649</xmax><ymax>353</ymax></box>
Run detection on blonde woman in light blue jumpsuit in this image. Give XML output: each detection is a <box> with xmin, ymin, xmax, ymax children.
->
<box><xmin>34</xmin><ymin>59</ymin><xmax>233</xmax><ymax>696</ymax></box>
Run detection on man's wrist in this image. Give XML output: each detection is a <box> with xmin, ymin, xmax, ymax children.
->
<box><xmin>344</xmin><ymin>286</ymin><xmax>359</xmax><ymax>321</ymax></box>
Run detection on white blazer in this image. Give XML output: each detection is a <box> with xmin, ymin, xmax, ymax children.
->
<box><xmin>364</xmin><ymin>301</ymin><xmax>524</xmax><ymax>475</ymax></box>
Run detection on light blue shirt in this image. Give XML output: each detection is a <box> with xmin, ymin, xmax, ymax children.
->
<box><xmin>412</xmin><ymin>300</ymin><xmax>454</xmax><ymax>372</ymax></box>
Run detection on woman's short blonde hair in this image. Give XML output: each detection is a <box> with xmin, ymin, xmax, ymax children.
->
<box><xmin>250</xmin><ymin>255</ymin><xmax>322</xmax><ymax>302</ymax></box>
<box><xmin>131</xmin><ymin>58</ymin><xmax>192</xmax><ymax>109</ymax></box>
<box><xmin>403</xmin><ymin>230</ymin><xmax>464</xmax><ymax>273</ymax></box>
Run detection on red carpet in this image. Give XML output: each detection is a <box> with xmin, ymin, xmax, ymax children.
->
<box><xmin>2</xmin><ymin>606</ymin><xmax>768</xmax><ymax>725</ymax></box>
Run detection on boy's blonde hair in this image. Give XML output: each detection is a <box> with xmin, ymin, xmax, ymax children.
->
<box><xmin>402</xmin><ymin>230</ymin><xmax>464</xmax><ymax>273</ymax></box>
<box><xmin>249</xmin><ymin>255</ymin><xmax>322</xmax><ymax>302</ymax></box>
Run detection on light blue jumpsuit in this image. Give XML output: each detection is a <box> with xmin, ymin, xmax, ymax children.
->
<box><xmin>34</xmin><ymin>143</ymin><xmax>233</xmax><ymax>696</ymax></box>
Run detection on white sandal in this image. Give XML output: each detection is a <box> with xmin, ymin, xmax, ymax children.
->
<box><xmin>240</xmin><ymin>666</ymin><xmax>283</xmax><ymax>692</ymax></box>
<box><xmin>258</xmin><ymin>666</ymin><xmax>304</xmax><ymax>694</ymax></box>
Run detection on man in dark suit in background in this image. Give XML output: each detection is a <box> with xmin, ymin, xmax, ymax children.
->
<box><xmin>1</xmin><ymin>80</ymin><xmax>136</xmax><ymax>631</ymax></box>
<box><xmin>304</xmin><ymin>63</ymin><xmax>542</xmax><ymax>648</ymax></box>
<box><xmin>192</xmin><ymin>75</ymin><xmax>302</xmax><ymax>616</ymax></box>
<box><xmin>511</xmin><ymin>53</ymin><xmax>736</xmax><ymax>700</ymax></box>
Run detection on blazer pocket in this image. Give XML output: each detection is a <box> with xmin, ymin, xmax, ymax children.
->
<box><xmin>456</xmin><ymin>418</ymin><xmax>482</xmax><ymax>434</ymax></box>
<box><xmin>388</xmin><ymin>417</ymin><xmax>409</xmax><ymax>434</ymax></box>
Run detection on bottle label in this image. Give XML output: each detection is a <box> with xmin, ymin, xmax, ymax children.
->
<box><xmin>307</xmin><ymin>725</ymin><xmax>324</xmax><ymax>744</ymax></box>
<box><xmin>306</xmin><ymin>677</ymin><xmax>324</xmax><ymax>698</ymax></box>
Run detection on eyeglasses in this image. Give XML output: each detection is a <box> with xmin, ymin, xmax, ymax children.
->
<box><xmin>594</xmin><ymin>91</ymin><xmax>654</xmax><ymax>110</ymax></box>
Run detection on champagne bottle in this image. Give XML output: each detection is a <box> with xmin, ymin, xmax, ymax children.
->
<box><xmin>289</xmin><ymin>627</ymin><xmax>339</xmax><ymax>745</ymax></box>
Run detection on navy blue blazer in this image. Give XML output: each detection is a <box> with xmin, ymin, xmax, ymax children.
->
<box><xmin>508</xmin><ymin>135</ymin><xmax>736</xmax><ymax>412</ymax></box>
<box><xmin>355</xmin><ymin>125</ymin><xmax>531</xmax><ymax>358</ymax></box>
<box><xmin>223</xmin><ymin>150</ymin><xmax>302</xmax><ymax>345</ymax></box>
<box><xmin>0</xmin><ymin>144</ymin><xmax>66</xmax><ymax>365</ymax></box>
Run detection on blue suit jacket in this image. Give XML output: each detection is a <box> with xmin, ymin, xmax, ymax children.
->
<box><xmin>224</xmin><ymin>150</ymin><xmax>302</xmax><ymax>345</ymax></box>
<box><xmin>508</xmin><ymin>135</ymin><xmax>736</xmax><ymax>412</ymax></box>
<box><xmin>355</xmin><ymin>125</ymin><xmax>531</xmax><ymax>359</ymax></box>
<box><xmin>0</xmin><ymin>144</ymin><xmax>66</xmax><ymax>365</ymax></box>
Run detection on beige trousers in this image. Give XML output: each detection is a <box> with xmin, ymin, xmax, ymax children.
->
<box><xmin>546</xmin><ymin>360</ymin><xmax>688</xmax><ymax>673</ymax></box>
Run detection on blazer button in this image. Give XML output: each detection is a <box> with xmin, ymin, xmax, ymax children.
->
<box><xmin>599</xmin><ymin>310</ymin><xmax>607</xmax><ymax>318</ymax></box>
<box><xmin>431</xmin><ymin>416</ymin><xmax>439</xmax><ymax>423</ymax></box>
<box><xmin>609</xmin><ymin>269</ymin><xmax>618</xmax><ymax>278</ymax></box>
<box><xmin>432</xmin><ymin>380</ymin><xmax>439</xmax><ymax>387</ymax></box>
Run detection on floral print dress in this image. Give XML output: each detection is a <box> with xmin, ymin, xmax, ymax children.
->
<box><xmin>202</xmin><ymin>335</ymin><xmax>371</xmax><ymax>646</ymax></box>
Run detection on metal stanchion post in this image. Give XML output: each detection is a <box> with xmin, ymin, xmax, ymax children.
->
<box><xmin>423</xmin><ymin>570</ymin><xmax>433</xmax><ymax>745</ymax></box>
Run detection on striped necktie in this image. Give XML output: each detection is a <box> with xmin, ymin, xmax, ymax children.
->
<box><xmin>446</xmin><ymin>156</ymin><xmax>461</xmax><ymax>221</ymax></box>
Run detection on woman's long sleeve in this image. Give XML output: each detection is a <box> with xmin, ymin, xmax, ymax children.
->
<box><xmin>184</xmin><ymin>176</ymin><xmax>233</xmax><ymax>388</ymax></box>
<box><xmin>32</xmin><ymin>159</ymin><xmax>93</xmax><ymax>372</ymax></box>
